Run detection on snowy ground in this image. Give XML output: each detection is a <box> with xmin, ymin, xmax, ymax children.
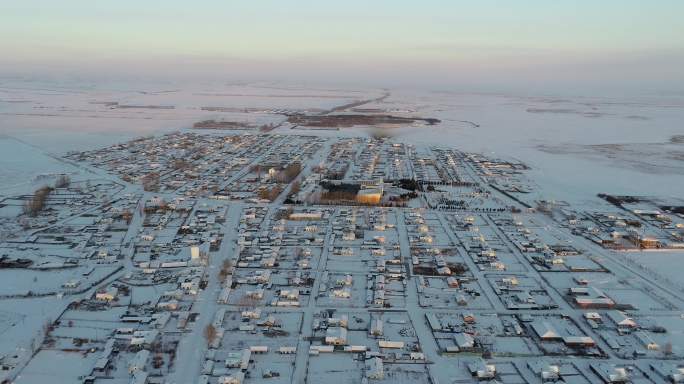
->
<box><xmin>3</xmin><ymin>78</ymin><xmax>682</xmax><ymax>283</ymax></box>
<box><xmin>3</xmin><ymin>81</ymin><xmax>682</xmax><ymax>205</ymax></box>
<box><xmin>623</xmin><ymin>251</ymin><xmax>684</xmax><ymax>290</ymax></box>
<box><xmin>1</xmin><ymin>79</ymin><xmax>684</xmax><ymax>383</ymax></box>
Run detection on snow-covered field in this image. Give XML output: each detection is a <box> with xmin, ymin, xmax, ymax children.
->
<box><xmin>2</xmin><ymin>80</ymin><xmax>682</xmax><ymax>242</ymax></box>
<box><xmin>0</xmin><ymin>137</ymin><xmax>78</xmax><ymax>196</ymax></box>
<box><xmin>356</xmin><ymin>91</ymin><xmax>684</xmax><ymax>206</ymax></box>
<box><xmin>0</xmin><ymin>79</ymin><xmax>683</xmax><ymax>383</ymax></box>
<box><xmin>623</xmin><ymin>251</ymin><xmax>684</xmax><ymax>290</ymax></box>
<box><xmin>3</xmin><ymin>81</ymin><xmax>682</xmax><ymax>206</ymax></box>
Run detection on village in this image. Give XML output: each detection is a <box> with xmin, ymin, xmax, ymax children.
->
<box><xmin>1</xmin><ymin>132</ymin><xmax>683</xmax><ymax>384</ymax></box>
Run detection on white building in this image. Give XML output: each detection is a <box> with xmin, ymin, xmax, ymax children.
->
<box><xmin>325</xmin><ymin>327</ymin><xmax>348</xmax><ymax>345</ymax></box>
<box><xmin>128</xmin><ymin>350</ymin><xmax>150</xmax><ymax>375</ymax></box>
<box><xmin>366</xmin><ymin>357</ymin><xmax>384</xmax><ymax>380</ymax></box>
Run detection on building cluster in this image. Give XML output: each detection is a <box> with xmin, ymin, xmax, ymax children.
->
<box><xmin>1</xmin><ymin>133</ymin><xmax>683</xmax><ymax>384</ymax></box>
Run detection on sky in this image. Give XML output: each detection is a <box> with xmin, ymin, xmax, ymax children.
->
<box><xmin>2</xmin><ymin>0</ymin><xmax>683</xmax><ymax>94</ymax></box>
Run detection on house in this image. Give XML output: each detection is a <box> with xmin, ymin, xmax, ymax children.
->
<box><xmin>218</xmin><ymin>287</ymin><xmax>232</xmax><ymax>304</ymax></box>
<box><xmin>289</xmin><ymin>211</ymin><xmax>323</xmax><ymax>220</ymax></box>
<box><xmin>261</xmin><ymin>257</ymin><xmax>276</xmax><ymax>267</ymax></box>
<box><xmin>130</xmin><ymin>330</ymin><xmax>159</xmax><ymax>347</ymax></box>
<box><xmin>325</xmin><ymin>327</ymin><xmax>348</xmax><ymax>345</ymax></box>
<box><xmin>279</xmin><ymin>346</ymin><xmax>297</xmax><ymax>354</ymax></box>
<box><xmin>309</xmin><ymin>345</ymin><xmax>334</xmax><ymax>354</ymax></box>
<box><xmin>370</xmin><ymin>319</ymin><xmax>383</xmax><ymax>336</ymax></box>
<box><xmin>225</xmin><ymin>349</ymin><xmax>250</xmax><ymax>369</ymax></box>
<box><xmin>531</xmin><ymin>321</ymin><xmax>561</xmax><ymax>340</ymax></box>
<box><xmin>607</xmin><ymin>311</ymin><xmax>637</xmax><ymax>329</ymax></box>
<box><xmin>649</xmin><ymin>362</ymin><xmax>684</xmax><ymax>383</ymax></box>
<box><xmin>333</xmin><ymin>288</ymin><xmax>351</xmax><ymax>298</ymax></box>
<box><xmin>378</xmin><ymin>340</ymin><xmax>404</xmax><ymax>349</ymax></box>
<box><xmin>410</xmin><ymin>352</ymin><xmax>426</xmax><ymax>360</ymax></box>
<box><xmin>342</xmin><ymin>231</ymin><xmax>356</xmax><ymax>241</ymax></box>
<box><xmin>218</xmin><ymin>372</ymin><xmax>245</xmax><ymax>384</ymax></box>
<box><xmin>420</xmin><ymin>235</ymin><xmax>434</xmax><ymax>244</ymax></box>
<box><xmin>502</xmin><ymin>276</ymin><xmax>518</xmax><ymax>286</ymax></box>
<box><xmin>563</xmin><ymin>336</ymin><xmax>596</xmax><ymax>348</ymax></box>
<box><xmin>375</xmin><ymin>275</ymin><xmax>385</xmax><ymax>289</ymax></box>
<box><xmin>246</xmin><ymin>288</ymin><xmax>264</xmax><ymax>299</ymax></box>
<box><xmin>357</xmin><ymin>183</ymin><xmax>383</xmax><ymax>205</ymax></box>
<box><xmin>152</xmin><ymin>313</ymin><xmax>171</xmax><ymax>328</ymax></box>
<box><xmin>249</xmin><ymin>345</ymin><xmax>268</xmax><ymax>354</ymax></box>
<box><xmin>241</xmin><ymin>308</ymin><xmax>261</xmax><ymax>319</ymax></box>
<box><xmin>454</xmin><ymin>332</ymin><xmax>475</xmax><ymax>350</ymax></box>
<box><xmin>201</xmin><ymin>360</ymin><xmax>214</xmax><ymax>375</ymax></box>
<box><xmin>426</xmin><ymin>313</ymin><xmax>442</xmax><ymax>331</ymax></box>
<box><xmin>572</xmin><ymin>287</ymin><xmax>616</xmax><ymax>309</ymax></box>
<box><xmin>62</xmin><ymin>279</ymin><xmax>81</xmax><ymax>289</ymax></box>
<box><xmin>468</xmin><ymin>360</ymin><xmax>496</xmax><ymax>380</ymax></box>
<box><xmin>95</xmin><ymin>287</ymin><xmax>119</xmax><ymax>302</ymax></box>
<box><xmin>253</xmin><ymin>270</ymin><xmax>271</xmax><ymax>284</ymax></box>
<box><xmin>639</xmin><ymin>236</ymin><xmax>660</xmax><ymax>249</ymax></box>
<box><xmin>128</xmin><ymin>350</ymin><xmax>150</xmax><ymax>375</ymax></box>
<box><xmin>575</xmin><ymin>297</ymin><xmax>615</xmax><ymax>309</ymax></box>
<box><xmin>130</xmin><ymin>371</ymin><xmax>148</xmax><ymax>384</ymax></box>
<box><xmin>463</xmin><ymin>313</ymin><xmax>476</xmax><ymax>324</ymax></box>
<box><xmin>532</xmin><ymin>362</ymin><xmax>561</xmax><ymax>381</ymax></box>
<box><xmin>279</xmin><ymin>289</ymin><xmax>299</xmax><ymax>300</ymax></box>
<box><xmin>373</xmin><ymin>289</ymin><xmax>385</xmax><ymax>306</ymax></box>
<box><xmin>590</xmin><ymin>363</ymin><xmax>629</xmax><ymax>383</ymax></box>
<box><xmin>344</xmin><ymin>345</ymin><xmax>367</xmax><ymax>353</ymax></box>
<box><xmin>328</xmin><ymin>315</ymin><xmax>348</xmax><ymax>328</ymax></box>
<box><xmin>156</xmin><ymin>299</ymin><xmax>179</xmax><ymax>310</ymax></box>
<box><xmin>635</xmin><ymin>331</ymin><xmax>659</xmax><ymax>350</ymax></box>
<box><xmin>366</xmin><ymin>357</ymin><xmax>384</xmax><ymax>380</ymax></box>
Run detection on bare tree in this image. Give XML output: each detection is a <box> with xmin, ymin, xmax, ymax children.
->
<box><xmin>204</xmin><ymin>324</ymin><xmax>217</xmax><ymax>346</ymax></box>
<box><xmin>276</xmin><ymin>163</ymin><xmax>302</xmax><ymax>183</ymax></box>
<box><xmin>258</xmin><ymin>186</ymin><xmax>283</xmax><ymax>201</ymax></box>
<box><xmin>23</xmin><ymin>186</ymin><xmax>53</xmax><ymax>217</ymax></box>
<box><xmin>237</xmin><ymin>294</ymin><xmax>259</xmax><ymax>311</ymax></box>
<box><xmin>218</xmin><ymin>259</ymin><xmax>233</xmax><ymax>282</ymax></box>
<box><xmin>141</xmin><ymin>172</ymin><xmax>160</xmax><ymax>192</ymax></box>
<box><xmin>290</xmin><ymin>181</ymin><xmax>301</xmax><ymax>195</ymax></box>
<box><xmin>55</xmin><ymin>175</ymin><xmax>71</xmax><ymax>188</ymax></box>
<box><xmin>121</xmin><ymin>209</ymin><xmax>133</xmax><ymax>224</ymax></box>
<box><xmin>172</xmin><ymin>159</ymin><xmax>191</xmax><ymax>170</ymax></box>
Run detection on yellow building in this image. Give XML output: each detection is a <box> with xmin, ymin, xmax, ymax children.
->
<box><xmin>356</xmin><ymin>187</ymin><xmax>382</xmax><ymax>204</ymax></box>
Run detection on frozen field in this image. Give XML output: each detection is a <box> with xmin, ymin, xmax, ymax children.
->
<box><xmin>3</xmin><ymin>80</ymin><xmax>682</xmax><ymax>270</ymax></box>
<box><xmin>356</xmin><ymin>91</ymin><xmax>684</xmax><ymax>205</ymax></box>
<box><xmin>3</xmin><ymin>81</ymin><xmax>682</xmax><ymax>205</ymax></box>
<box><xmin>623</xmin><ymin>251</ymin><xmax>684</xmax><ymax>290</ymax></box>
<box><xmin>0</xmin><ymin>137</ymin><xmax>77</xmax><ymax>196</ymax></box>
<box><xmin>1</xmin><ymin>79</ymin><xmax>683</xmax><ymax>384</ymax></box>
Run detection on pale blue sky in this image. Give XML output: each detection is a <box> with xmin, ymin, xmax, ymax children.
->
<box><xmin>2</xmin><ymin>0</ymin><xmax>683</xmax><ymax>92</ymax></box>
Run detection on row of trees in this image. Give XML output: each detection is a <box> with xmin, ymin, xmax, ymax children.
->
<box><xmin>54</xmin><ymin>175</ymin><xmax>71</xmax><ymax>188</ymax></box>
<box><xmin>218</xmin><ymin>259</ymin><xmax>233</xmax><ymax>282</ymax></box>
<box><xmin>172</xmin><ymin>159</ymin><xmax>192</xmax><ymax>171</ymax></box>
<box><xmin>258</xmin><ymin>186</ymin><xmax>284</xmax><ymax>201</ymax></box>
<box><xmin>142</xmin><ymin>172</ymin><xmax>160</xmax><ymax>192</ymax></box>
<box><xmin>22</xmin><ymin>175</ymin><xmax>73</xmax><ymax>217</ymax></box>
<box><xmin>276</xmin><ymin>163</ymin><xmax>302</xmax><ymax>183</ymax></box>
<box><xmin>23</xmin><ymin>186</ymin><xmax>53</xmax><ymax>217</ymax></box>
<box><xmin>251</xmin><ymin>163</ymin><xmax>302</xmax><ymax>184</ymax></box>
